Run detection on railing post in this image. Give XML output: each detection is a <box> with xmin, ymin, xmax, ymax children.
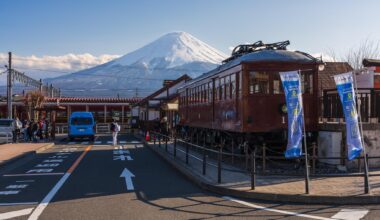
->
<box><xmin>174</xmin><ymin>134</ymin><xmax>177</xmax><ymax>157</ymax></box>
<box><xmin>218</xmin><ymin>146</ymin><xmax>222</xmax><ymax>184</ymax></box>
<box><xmin>186</xmin><ymin>141</ymin><xmax>189</xmax><ymax>164</ymax></box>
<box><xmin>165</xmin><ymin>135</ymin><xmax>168</xmax><ymax>152</ymax></box>
<box><xmin>244</xmin><ymin>142</ymin><xmax>248</xmax><ymax>170</ymax></box>
<box><xmin>262</xmin><ymin>143</ymin><xmax>266</xmax><ymax>172</ymax></box>
<box><xmin>251</xmin><ymin>147</ymin><xmax>256</xmax><ymax>190</ymax></box>
<box><xmin>312</xmin><ymin>142</ymin><xmax>316</xmax><ymax>174</ymax></box>
<box><xmin>364</xmin><ymin>153</ymin><xmax>370</xmax><ymax>194</ymax></box>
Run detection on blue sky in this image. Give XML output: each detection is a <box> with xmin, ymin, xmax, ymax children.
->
<box><xmin>0</xmin><ymin>0</ymin><xmax>379</xmax><ymax>73</ymax></box>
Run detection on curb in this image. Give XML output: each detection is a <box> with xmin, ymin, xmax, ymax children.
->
<box><xmin>0</xmin><ymin>143</ymin><xmax>55</xmax><ymax>168</ymax></box>
<box><xmin>144</xmin><ymin>140</ymin><xmax>380</xmax><ymax>205</ymax></box>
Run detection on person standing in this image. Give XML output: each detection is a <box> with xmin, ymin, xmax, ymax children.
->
<box><xmin>12</xmin><ymin>117</ymin><xmax>22</xmax><ymax>143</ymax></box>
<box><xmin>111</xmin><ymin>119</ymin><xmax>120</xmax><ymax>146</ymax></box>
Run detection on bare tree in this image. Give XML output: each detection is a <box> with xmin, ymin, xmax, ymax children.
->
<box><xmin>325</xmin><ymin>38</ymin><xmax>380</xmax><ymax>69</ymax></box>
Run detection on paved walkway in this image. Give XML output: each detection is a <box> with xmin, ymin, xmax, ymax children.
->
<box><xmin>0</xmin><ymin>142</ymin><xmax>54</xmax><ymax>165</ymax></box>
<box><xmin>145</xmin><ymin>138</ymin><xmax>380</xmax><ymax>204</ymax></box>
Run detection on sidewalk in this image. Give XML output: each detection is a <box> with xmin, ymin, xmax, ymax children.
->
<box><xmin>0</xmin><ymin>142</ymin><xmax>55</xmax><ymax>167</ymax></box>
<box><xmin>144</xmin><ymin>137</ymin><xmax>380</xmax><ymax>205</ymax></box>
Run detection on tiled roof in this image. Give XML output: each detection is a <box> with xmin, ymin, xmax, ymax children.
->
<box><xmin>44</xmin><ymin>97</ymin><xmax>141</xmax><ymax>104</ymax></box>
<box><xmin>318</xmin><ymin>62</ymin><xmax>353</xmax><ymax>96</ymax></box>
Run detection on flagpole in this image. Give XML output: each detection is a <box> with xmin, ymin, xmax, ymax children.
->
<box><xmin>299</xmin><ymin>70</ymin><xmax>310</xmax><ymax>194</ymax></box>
<box><xmin>352</xmin><ymin>70</ymin><xmax>370</xmax><ymax>194</ymax></box>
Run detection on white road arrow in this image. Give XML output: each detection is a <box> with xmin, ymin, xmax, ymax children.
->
<box><xmin>120</xmin><ymin>168</ymin><xmax>135</xmax><ymax>191</ymax></box>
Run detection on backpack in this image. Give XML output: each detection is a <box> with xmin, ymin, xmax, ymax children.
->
<box><xmin>111</xmin><ymin>123</ymin><xmax>116</xmax><ymax>132</ymax></box>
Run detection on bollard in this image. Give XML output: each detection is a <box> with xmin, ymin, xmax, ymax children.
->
<box><xmin>186</xmin><ymin>141</ymin><xmax>189</xmax><ymax>164</ymax></box>
<box><xmin>165</xmin><ymin>136</ymin><xmax>168</xmax><ymax>152</ymax></box>
<box><xmin>262</xmin><ymin>143</ymin><xmax>266</xmax><ymax>172</ymax></box>
<box><xmin>251</xmin><ymin>148</ymin><xmax>256</xmax><ymax>190</ymax></box>
<box><xmin>218</xmin><ymin>147</ymin><xmax>222</xmax><ymax>184</ymax></box>
<box><xmin>174</xmin><ymin>135</ymin><xmax>177</xmax><ymax>157</ymax></box>
<box><xmin>202</xmin><ymin>150</ymin><xmax>207</xmax><ymax>175</ymax></box>
<box><xmin>312</xmin><ymin>142</ymin><xmax>316</xmax><ymax>174</ymax></box>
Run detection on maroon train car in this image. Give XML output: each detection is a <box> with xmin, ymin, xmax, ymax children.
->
<box><xmin>178</xmin><ymin>41</ymin><xmax>322</xmax><ymax>146</ymax></box>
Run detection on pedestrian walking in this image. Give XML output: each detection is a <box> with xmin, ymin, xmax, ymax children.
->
<box><xmin>111</xmin><ymin>119</ymin><xmax>120</xmax><ymax>146</ymax></box>
<box><xmin>23</xmin><ymin>121</ymin><xmax>30</xmax><ymax>142</ymax></box>
<box><xmin>12</xmin><ymin>117</ymin><xmax>22</xmax><ymax>143</ymax></box>
<box><xmin>32</xmin><ymin>120</ymin><xmax>38</xmax><ymax>142</ymax></box>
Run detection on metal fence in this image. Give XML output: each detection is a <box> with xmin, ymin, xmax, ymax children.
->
<box><xmin>151</xmin><ymin>131</ymin><xmax>380</xmax><ymax>194</ymax></box>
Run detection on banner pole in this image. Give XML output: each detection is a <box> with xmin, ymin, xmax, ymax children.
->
<box><xmin>299</xmin><ymin>70</ymin><xmax>310</xmax><ymax>194</ymax></box>
<box><xmin>353</xmin><ymin>71</ymin><xmax>370</xmax><ymax>194</ymax></box>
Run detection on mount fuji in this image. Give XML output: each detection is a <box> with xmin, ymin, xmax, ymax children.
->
<box><xmin>46</xmin><ymin>32</ymin><xmax>227</xmax><ymax>97</ymax></box>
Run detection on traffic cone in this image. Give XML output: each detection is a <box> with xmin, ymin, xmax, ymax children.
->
<box><xmin>145</xmin><ymin>131</ymin><xmax>150</xmax><ymax>141</ymax></box>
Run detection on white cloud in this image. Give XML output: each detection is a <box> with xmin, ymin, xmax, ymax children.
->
<box><xmin>311</xmin><ymin>53</ymin><xmax>338</xmax><ymax>62</ymax></box>
<box><xmin>0</xmin><ymin>53</ymin><xmax>121</xmax><ymax>73</ymax></box>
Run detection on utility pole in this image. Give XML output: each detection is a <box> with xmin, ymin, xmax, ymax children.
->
<box><xmin>7</xmin><ymin>52</ymin><xmax>12</xmax><ymax>119</ymax></box>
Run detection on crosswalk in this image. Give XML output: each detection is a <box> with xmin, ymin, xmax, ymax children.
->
<box><xmin>66</xmin><ymin>140</ymin><xmax>142</xmax><ymax>145</ymax></box>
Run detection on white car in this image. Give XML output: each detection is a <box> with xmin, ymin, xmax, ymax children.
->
<box><xmin>0</xmin><ymin>119</ymin><xmax>14</xmax><ymax>144</ymax></box>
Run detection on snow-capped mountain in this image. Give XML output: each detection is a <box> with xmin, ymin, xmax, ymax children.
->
<box><xmin>46</xmin><ymin>32</ymin><xmax>227</xmax><ymax>97</ymax></box>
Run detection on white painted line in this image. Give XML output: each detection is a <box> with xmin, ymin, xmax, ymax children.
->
<box><xmin>0</xmin><ymin>202</ymin><xmax>38</xmax><ymax>206</ymax></box>
<box><xmin>107</xmin><ymin>141</ymin><xmax>113</xmax><ymax>144</ymax></box>
<box><xmin>131</xmin><ymin>141</ymin><xmax>141</xmax><ymax>144</ymax></box>
<box><xmin>49</xmin><ymin>155</ymin><xmax>67</xmax><ymax>159</ymax></box>
<box><xmin>6</xmin><ymin>184</ymin><xmax>28</xmax><ymax>189</ymax></box>
<box><xmin>67</xmin><ymin>142</ymin><xmax>76</xmax><ymax>145</ymax></box>
<box><xmin>120</xmin><ymin>168</ymin><xmax>135</xmax><ymax>191</ymax></box>
<box><xmin>94</xmin><ymin>141</ymin><xmax>102</xmax><ymax>144</ymax></box>
<box><xmin>43</xmin><ymin>159</ymin><xmax>63</xmax><ymax>163</ymax></box>
<box><xmin>120</xmin><ymin>141</ymin><xmax>126</xmax><ymax>144</ymax></box>
<box><xmin>56</xmin><ymin>153</ymin><xmax>71</xmax><ymax>155</ymax></box>
<box><xmin>28</xmin><ymin>173</ymin><xmax>71</xmax><ymax>220</ymax></box>
<box><xmin>26</xmin><ymin>169</ymin><xmax>53</xmax><ymax>173</ymax></box>
<box><xmin>222</xmin><ymin>196</ymin><xmax>333</xmax><ymax>220</ymax></box>
<box><xmin>126</xmin><ymin>156</ymin><xmax>133</xmax><ymax>161</ymax></box>
<box><xmin>0</xmin><ymin>191</ymin><xmax>19</xmax><ymax>195</ymax></box>
<box><xmin>16</xmin><ymin>180</ymin><xmax>35</xmax><ymax>183</ymax></box>
<box><xmin>81</xmin><ymin>142</ymin><xmax>89</xmax><ymax>145</ymax></box>
<box><xmin>35</xmin><ymin>163</ymin><xmax>60</xmax><ymax>168</ymax></box>
<box><xmin>0</xmin><ymin>208</ymin><xmax>34</xmax><ymax>220</ymax></box>
<box><xmin>113</xmin><ymin>150</ymin><xmax>130</xmax><ymax>155</ymax></box>
<box><xmin>113</xmin><ymin>155</ymin><xmax>126</xmax><ymax>161</ymax></box>
<box><xmin>3</xmin><ymin>173</ymin><xmax>64</xmax><ymax>177</ymax></box>
<box><xmin>332</xmin><ymin>209</ymin><xmax>369</xmax><ymax>220</ymax></box>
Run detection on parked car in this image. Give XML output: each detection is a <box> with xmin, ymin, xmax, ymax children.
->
<box><xmin>0</xmin><ymin>119</ymin><xmax>14</xmax><ymax>143</ymax></box>
<box><xmin>68</xmin><ymin>112</ymin><xmax>95</xmax><ymax>141</ymax></box>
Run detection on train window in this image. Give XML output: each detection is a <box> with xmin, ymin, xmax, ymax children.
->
<box><xmin>301</xmin><ymin>71</ymin><xmax>313</xmax><ymax>94</ymax></box>
<box><xmin>249</xmin><ymin>72</ymin><xmax>269</xmax><ymax>94</ymax></box>
<box><xmin>273</xmin><ymin>73</ymin><xmax>283</xmax><ymax>94</ymax></box>
<box><xmin>231</xmin><ymin>74</ymin><xmax>236</xmax><ymax>98</ymax></box>
<box><xmin>225</xmin><ymin>75</ymin><xmax>230</xmax><ymax>99</ymax></box>
<box><xmin>238</xmin><ymin>72</ymin><xmax>242</xmax><ymax>98</ymax></box>
<box><xmin>215</xmin><ymin>80</ymin><xmax>219</xmax><ymax>101</ymax></box>
<box><xmin>208</xmin><ymin>82</ymin><xmax>212</xmax><ymax>103</ymax></box>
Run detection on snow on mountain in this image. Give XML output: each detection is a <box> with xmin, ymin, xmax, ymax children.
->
<box><xmin>45</xmin><ymin>32</ymin><xmax>227</xmax><ymax>97</ymax></box>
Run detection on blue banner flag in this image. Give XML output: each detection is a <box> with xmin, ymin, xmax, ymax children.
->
<box><xmin>334</xmin><ymin>72</ymin><xmax>363</xmax><ymax>160</ymax></box>
<box><xmin>279</xmin><ymin>71</ymin><xmax>304</xmax><ymax>158</ymax></box>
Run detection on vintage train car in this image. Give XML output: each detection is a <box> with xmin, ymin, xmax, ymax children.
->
<box><xmin>178</xmin><ymin>41</ymin><xmax>323</xmax><ymax>146</ymax></box>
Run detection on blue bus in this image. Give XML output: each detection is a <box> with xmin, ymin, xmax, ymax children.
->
<box><xmin>68</xmin><ymin>112</ymin><xmax>95</xmax><ymax>141</ymax></box>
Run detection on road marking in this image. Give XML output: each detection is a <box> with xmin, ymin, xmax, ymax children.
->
<box><xmin>81</xmin><ymin>142</ymin><xmax>89</xmax><ymax>145</ymax></box>
<box><xmin>43</xmin><ymin>159</ymin><xmax>63</xmax><ymax>163</ymax></box>
<box><xmin>35</xmin><ymin>163</ymin><xmax>60</xmax><ymax>168</ymax></box>
<box><xmin>94</xmin><ymin>141</ymin><xmax>102</xmax><ymax>144</ymax></box>
<box><xmin>120</xmin><ymin>168</ymin><xmax>135</xmax><ymax>191</ymax></box>
<box><xmin>16</xmin><ymin>180</ymin><xmax>35</xmax><ymax>183</ymax></box>
<box><xmin>113</xmin><ymin>150</ymin><xmax>130</xmax><ymax>154</ymax></box>
<box><xmin>107</xmin><ymin>141</ymin><xmax>113</xmax><ymax>144</ymax></box>
<box><xmin>49</xmin><ymin>155</ymin><xmax>67</xmax><ymax>159</ymax></box>
<box><xmin>222</xmin><ymin>196</ymin><xmax>333</xmax><ymax>220</ymax></box>
<box><xmin>28</xmin><ymin>145</ymin><xmax>92</xmax><ymax>220</ymax></box>
<box><xmin>134</xmin><ymin>144</ymin><xmax>143</xmax><ymax>148</ymax></box>
<box><xmin>3</xmin><ymin>173</ymin><xmax>64</xmax><ymax>177</ymax></box>
<box><xmin>332</xmin><ymin>209</ymin><xmax>369</xmax><ymax>220</ymax></box>
<box><xmin>6</xmin><ymin>184</ymin><xmax>28</xmax><ymax>189</ymax></box>
<box><xmin>0</xmin><ymin>202</ymin><xmax>38</xmax><ymax>206</ymax></box>
<box><xmin>120</xmin><ymin>141</ymin><xmax>126</xmax><ymax>144</ymax></box>
<box><xmin>68</xmin><ymin>142</ymin><xmax>76</xmax><ymax>145</ymax></box>
<box><xmin>131</xmin><ymin>141</ymin><xmax>141</xmax><ymax>144</ymax></box>
<box><xmin>26</xmin><ymin>169</ymin><xmax>53</xmax><ymax>174</ymax></box>
<box><xmin>0</xmin><ymin>208</ymin><xmax>34</xmax><ymax>220</ymax></box>
<box><xmin>56</xmin><ymin>152</ymin><xmax>71</xmax><ymax>155</ymax></box>
<box><xmin>0</xmin><ymin>191</ymin><xmax>19</xmax><ymax>195</ymax></box>
<box><xmin>126</xmin><ymin>155</ymin><xmax>133</xmax><ymax>161</ymax></box>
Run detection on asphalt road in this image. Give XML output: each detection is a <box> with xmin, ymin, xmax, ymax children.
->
<box><xmin>0</xmin><ymin>134</ymin><xmax>376</xmax><ymax>219</ymax></box>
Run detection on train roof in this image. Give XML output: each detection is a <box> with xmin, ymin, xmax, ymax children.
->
<box><xmin>181</xmin><ymin>49</ymin><xmax>320</xmax><ymax>89</ymax></box>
